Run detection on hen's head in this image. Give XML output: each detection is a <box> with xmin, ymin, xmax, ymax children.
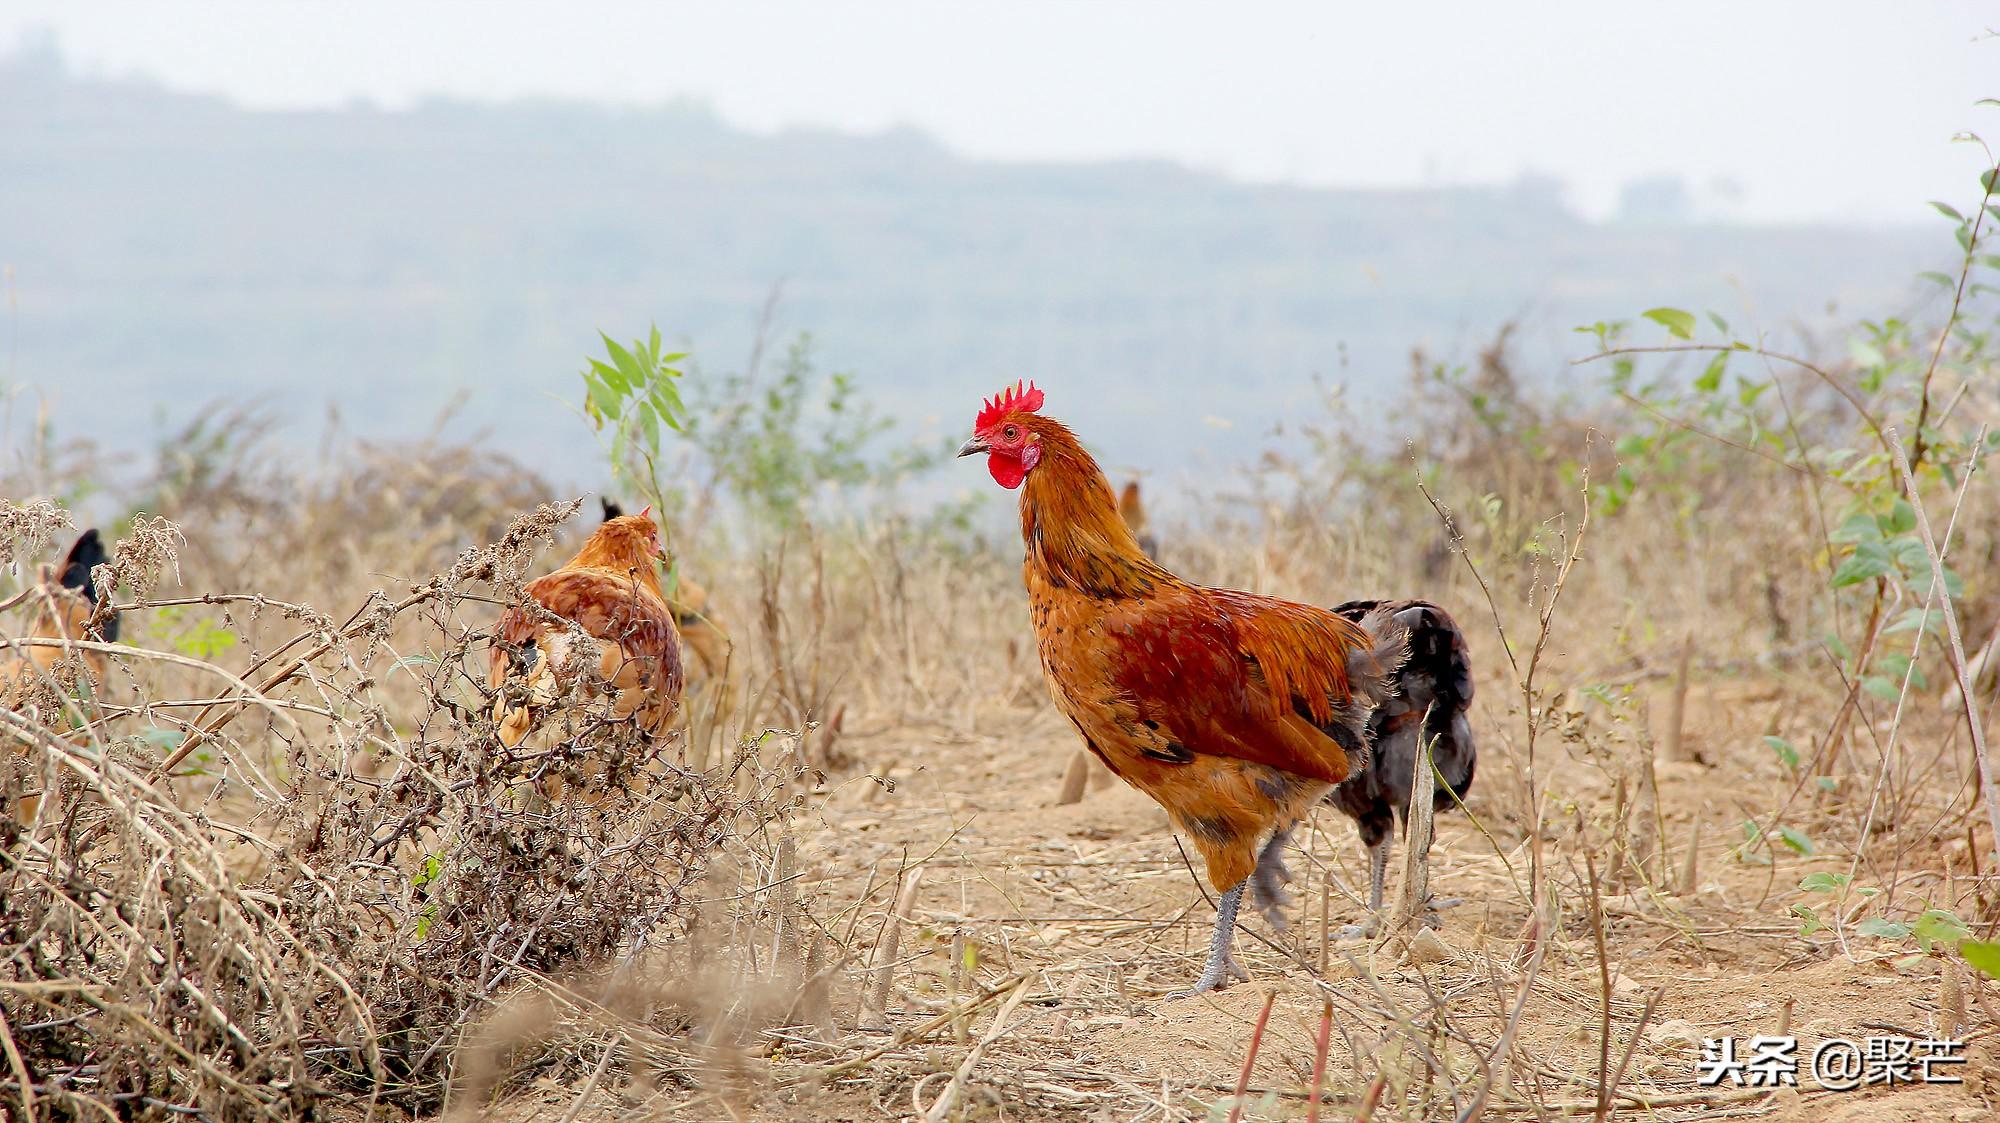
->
<box><xmin>577</xmin><ymin>507</ymin><xmax>665</xmax><ymax>569</ymax></box>
<box><xmin>958</xmin><ymin>380</ymin><xmax>1049</xmax><ymax>490</ymax></box>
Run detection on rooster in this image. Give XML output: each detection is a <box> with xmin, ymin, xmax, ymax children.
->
<box><xmin>488</xmin><ymin>509</ymin><xmax>683</xmax><ymax>755</ymax></box>
<box><xmin>960</xmin><ymin>381</ymin><xmax>1410</xmax><ymax>996</ymax></box>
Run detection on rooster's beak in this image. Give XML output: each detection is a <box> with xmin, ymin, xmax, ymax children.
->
<box><xmin>956</xmin><ymin>437</ymin><xmax>989</xmax><ymax>458</ymax></box>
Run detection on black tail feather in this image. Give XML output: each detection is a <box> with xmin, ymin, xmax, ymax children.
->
<box><xmin>1327</xmin><ymin>598</ymin><xmax>1475</xmax><ymax>842</ymax></box>
<box><xmin>55</xmin><ymin>528</ymin><xmax>120</xmax><ymax>643</ymax></box>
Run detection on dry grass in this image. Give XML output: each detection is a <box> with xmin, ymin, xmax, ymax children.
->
<box><xmin>3</xmin><ymin>320</ymin><xmax>1999</xmax><ymax>1121</ymax></box>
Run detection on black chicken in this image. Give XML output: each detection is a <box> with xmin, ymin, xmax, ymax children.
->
<box><xmin>1326</xmin><ymin>598</ymin><xmax>1475</xmax><ymax>919</ymax></box>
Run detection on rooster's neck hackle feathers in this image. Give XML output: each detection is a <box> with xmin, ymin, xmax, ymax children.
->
<box><xmin>1016</xmin><ymin>418</ymin><xmax>1173</xmax><ymax>599</ymax></box>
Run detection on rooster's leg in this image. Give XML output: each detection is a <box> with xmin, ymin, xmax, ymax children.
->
<box><xmin>1249</xmin><ymin>827</ymin><xmax>1294</xmax><ymax>930</ymax></box>
<box><xmin>1168</xmin><ymin>882</ymin><xmax>1251</xmax><ymax>999</ymax></box>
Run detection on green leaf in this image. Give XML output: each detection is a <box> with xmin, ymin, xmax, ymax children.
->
<box><xmin>1776</xmin><ymin>826</ymin><xmax>1813</xmax><ymax>855</ymax></box>
<box><xmin>1642</xmin><ymin>307</ymin><xmax>1697</xmax><ymax>340</ymax></box>
<box><xmin>1694</xmin><ymin>352</ymin><xmax>1727</xmax><ymax>392</ymax></box>
<box><xmin>388</xmin><ymin>654</ymin><xmax>439</xmax><ymax>680</ymax></box>
<box><xmin>1929</xmin><ymin>200</ymin><xmax>1966</xmax><ymax>222</ymax></box>
<box><xmin>585</xmin><ymin>373</ymin><xmax>623</xmax><ymax>424</ymax></box>
<box><xmin>1918</xmin><ymin>270</ymin><xmax>1956</xmax><ymax>288</ymax></box>
<box><xmin>1861</xmin><ymin>674</ymin><xmax>1900</xmax><ymax>702</ymax></box>
<box><xmin>1883</xmin><ymin>606</ymin><xmax>1939</xmax><ymax>636</ymax></box>
<box><xmin>1799</xmin><ymin>871</ymin><xmax>1850</xmax><ymax>893</ymax></box>
<box><xmin>1827</xmin><ymin>512</ymin><xmax>1882</xmax><ymax>545</ymax></box>
<box><xmin>1913</xmin><ymin>909</ymin><xmax>1971</xmax><ymax>951</ymax></box>
<box><xmin>1830</xmin><ymin>541</ymin><xmax>1892</xmax><ymax>586</ymax></box>
<box><xmin>1856</xmin><ymin>917</ymin><xmax>1912</xmax><ymax>939</ymax></box>
<box><xmin>590</xmin><ymin>353</ymin><xmax>632</xmax><ymax>393</ymax></box>
<box><xmin>1937</xmin><ymin>566</ymin><xmax>1965</xmax><ymax>599</ymax></box>
<box><xmin>636</xmin><ymin>400</ymin><xmax>660</xmax><ymax>453</ymax></box>
<box><xmin>1763</xmin><ymin>736</ymin><xmax>1800</xmax><ymax>770</ymax></box>
<box><xmin>1792</xmin><ymin>904</ymin><xmax>1824</xmax><ymax>937</ymax></box>
<box><xmin>138</xmin><ymin>727</ymin><xmax>186</xmax><ymax>752</ymax></box>
<box><xmin>1963</xmin><ymin>939</ymin><xmax>2000</xmax><ymax>980</ymax></box>
<box><xmin>1888</xmin><ymin>537</ymin><xmax>1931</xmax><ymax>575</ymax></box>
<box><xmin>600</xmin><ymin>332</ymin><xmax>643</xmax><ymax>382</ymax></box>
<box><xmin>1881</xmin><ymin>499</ymin><xmax>1917</xmax><ymax>535</ymax></box>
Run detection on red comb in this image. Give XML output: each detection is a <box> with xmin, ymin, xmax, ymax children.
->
<box><xmin>638</xmin><ymin>504</ymin><xmax>652</xmax><ymax>519</ymax></box>
<box><xmin>975</xmin><ymin>380</ymin><xmax>1044</xmax><ymax>431</ymax></box>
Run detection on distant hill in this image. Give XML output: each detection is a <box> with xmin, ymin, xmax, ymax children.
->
<box><xmin>0</xmin><ymin>44</ymin><xmax>1947</xmax><ymax>495</ymax></box>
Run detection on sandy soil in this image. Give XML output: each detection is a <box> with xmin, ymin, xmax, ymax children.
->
<box><xmin>467</xmin><ymin>676</ymin><xmax>1998</xmax><ymax>1122</ymax></box>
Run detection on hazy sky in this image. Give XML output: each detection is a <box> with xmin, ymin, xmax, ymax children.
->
<box><xmin>6</xmin><ymin>2</ymin><xmax>1996</xmax><ymax>222</ymax></box>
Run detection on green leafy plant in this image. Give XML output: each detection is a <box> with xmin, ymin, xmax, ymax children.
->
<box><xmin>579</xmin><ymin>324</ymin><xmax>689</xmax><ymax>518</ymax></box>
<box><xmin>1963</xmin><ymin>939</ymin><xmax>2000</xmax><ymax>981</ymax></box>
<box><xmin>152</xmin><ymin>604</ymin><xmax>238</xmax><ymax>662</ymax></box>
<box><xmin>681</xmin><ymin>333</ymin><xmax>952</xmax><ymax>531</ymax></box>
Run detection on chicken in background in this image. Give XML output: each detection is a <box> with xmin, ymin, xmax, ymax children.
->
<box><xmin>3</xmin><ymin>528</ymin><xmax>117</xmax><ymax>703</ymax></box>
<box><xmin>598</xmin><ymin>500</ymin><xmax>736</xmax><ymax>750</ymax></box>
<box><xmin>1117</xmin><ymin>480</ymin><xmax>1158</xmax><ymax>561</ymax></box>
<box><xmin>960</xmin><ymin>381</ymin><xmax>1415</xmax><ymax>997</ymax></box>
<box><xmin>1327</xmin><ymin>597</ymin><xmax>1475</xmax><ymax>931</ymax></box>
<box><xmin>489</xmin><ymin>509</ymin><xmax>683</xmax><ymax>765</ymax></box>
<box><xmin>5</xmin><ymin>528</ymin><xmax>119</xmax><ymax>821</ymax></box>
<box><xmin>599</xmin><ymin>500</ymin><xmax>732</xmax><ymax>684</ymax></box>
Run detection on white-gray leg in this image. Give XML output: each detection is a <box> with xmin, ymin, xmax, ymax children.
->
<box><xmin>1333</xmin><ymin>837</ymin><xmax>1394</xmax><ymax>941</ymax></box>
<box><xmin>1368</xmin><ymin>836</ymin><xmax>1391</xmax><ymax>913</ymax></box>
<box><xmin>1249</xmin><ymin>827</ymin><xmax>1294</xmax><ymax>930</ymax></box>
<box><xmin>1168</xmin><ymin>882</ymin><xmax>1251</xmax><ymax>999</ymax></box>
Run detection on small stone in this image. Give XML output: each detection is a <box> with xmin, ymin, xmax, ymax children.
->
<box><xmin>1406</xmin><ymin>928</ymin><xmax>1452</xmax><ymax>966</ymax></box>
<box><xmin>1645</xmin><ymin>1018</ymin><xmax>1703</xmax><ymax>1050</ymax></box>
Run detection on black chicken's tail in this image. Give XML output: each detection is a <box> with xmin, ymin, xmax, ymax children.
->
<box><xmin>1331</xmin><ymin>599</ymin><xmax>1475</xmax><ymax>830</ymax></box>
<box><xmin>55</xmin><ymin>528</ymin><xmax>119</xmax><ymax>643</ymax></box>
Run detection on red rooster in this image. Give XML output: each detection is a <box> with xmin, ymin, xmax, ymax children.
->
<box><xmin>489</xmin><ymin>509</ymin><xmax>684</xmax><ymax>754</ymax></box>
<box><xmin>960</xmin><ymin>382</ymin><xmax>1412</xmax><ymax>996</ymax></box>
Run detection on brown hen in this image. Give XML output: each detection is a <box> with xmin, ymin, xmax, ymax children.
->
<box><xmin>489</xmin><ymin>510</ymin><xmax>684</xmax><ymax>756</ymax></box>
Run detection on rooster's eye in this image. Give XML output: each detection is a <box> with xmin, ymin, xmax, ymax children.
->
<box><xmin>1003</xmin><ymin>424</ymin><xmax>1020</xmax><ymax>441</ymax></box>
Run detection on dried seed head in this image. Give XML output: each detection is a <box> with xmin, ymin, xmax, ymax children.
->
<box><xmin>0</xmin><ymin>498</ymin><xmax>73</xmax><ymax>573</ymax></box>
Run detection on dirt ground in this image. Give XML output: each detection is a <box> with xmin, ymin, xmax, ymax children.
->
<box><xmin>464</xmin><ymin>676</ymin><xmax>1999</xmax><ymax>1123</ymax></box>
